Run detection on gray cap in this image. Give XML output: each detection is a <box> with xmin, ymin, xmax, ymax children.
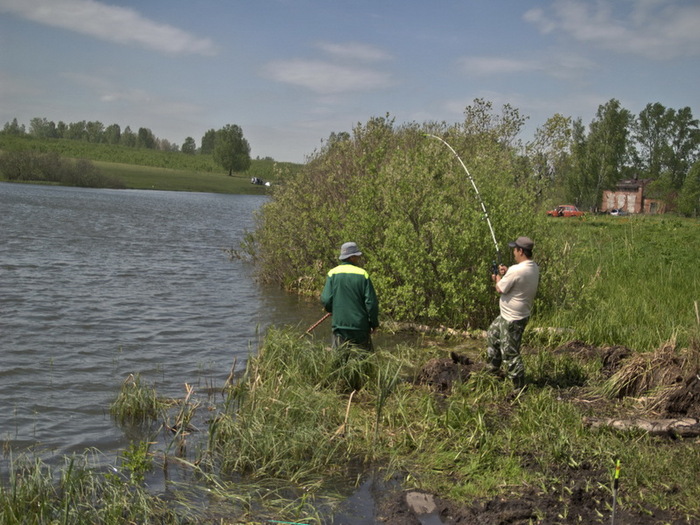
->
<box><xmin>508</xmin><ymin>236</ymin><xmax>534</xmax><ymax>250</ymax></box>
<box><xmin>339</xmin><ymin>242</ymin><xmax>362</xmax><ymax>261</ymax></box>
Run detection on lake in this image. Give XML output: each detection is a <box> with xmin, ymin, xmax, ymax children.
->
<box><xmin>0</xmin><ymin>182</ymin><xmax>327</xmax><ymax>462</ymax></box>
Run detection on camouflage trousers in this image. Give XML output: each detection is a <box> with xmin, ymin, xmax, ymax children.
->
<box><xmin>486</xmin><ymin>315</ymin><xmax>528</xmax><ymax>388</ymax></box>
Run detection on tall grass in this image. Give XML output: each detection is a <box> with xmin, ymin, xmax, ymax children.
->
<box><xmin>109</xmin><ymin>373</ymin><xmax>168</xmax><ymax>426</ymax></box>
<box><xmin>205</xmin><ymin>327</ymin><xmax>700</xmax><ymax>521</ymax></box>
<box><xmin>0</xmin><ymin>453</ymin><xmax>187</xmax><ymax>524</ymax></box>
<box><xmin>534</xmin><ymin>215</ymin><xmax>699</xmax><ymax>351</ymax></box>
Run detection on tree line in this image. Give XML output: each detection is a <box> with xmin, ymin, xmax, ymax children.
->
<box><xmin>2</xmin><ymin>98</ymin><xmax>698</xmax><ymax>212</ymax></box>
<box><xmin>246</xmin><ymin>98</ymin><xmax>699</xmax><ymax>330</ymax></box>
<box><xmin>528</xmin><ymin>99</ymin><xmax>699</xmax><ymax>214</ymax></box>
<box><xmin>2</xmin><ymin>118</ymin><xmax>252</xmax><ymax>176</ymax></box>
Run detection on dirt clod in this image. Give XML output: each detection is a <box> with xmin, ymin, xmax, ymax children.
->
<box><xmin>415</xmin><ymin>353</ymin><xmax>473</xmax><ymax>393</ymax></box>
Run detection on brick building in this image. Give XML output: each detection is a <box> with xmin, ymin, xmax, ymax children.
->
<box><xmin>601</xmin><ymin>178</ymin><xmax>666</xmax><ymax>214</ymax></box>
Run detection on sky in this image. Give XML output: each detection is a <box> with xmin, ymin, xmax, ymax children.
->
<box><xmin>1</xmin><ymin>0</ymin><xmax>699</xmax><ymax>164</ymax></box>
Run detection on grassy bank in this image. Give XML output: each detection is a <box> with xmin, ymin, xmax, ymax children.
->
<box><xmin>0</xmin><ymin>134</ymin><xmax>302</xmax><ymax>194</ymax></box>
<box><xmin>203</xmin><ymin>325</ymin><xmax>700</xmax><ymax>523</ymax></box>
<box><xmin>94</xmin><ymin>160</ymin><xmax>269</xmax><ymax>194</ymax></box>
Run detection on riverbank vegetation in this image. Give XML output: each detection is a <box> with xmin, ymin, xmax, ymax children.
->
<box><xmin>0</xmin><ymin>133</ymin><xmax>302</xmax><ymax>193</ymax></box>
<box><xmin>2</xmin><ymin>214</ymin><xmax>698</xmax><ymax>523</ymax></box>
<box><xmin>244</xmin><ymin>104</ymin><xmax>698</xmax><ymax>342</ymax></box>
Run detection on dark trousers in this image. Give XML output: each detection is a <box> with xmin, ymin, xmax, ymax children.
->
<box><xmin>331</xmin><ymin>329</ymin><xmax>373</xmax><ymax>352</ymax></box>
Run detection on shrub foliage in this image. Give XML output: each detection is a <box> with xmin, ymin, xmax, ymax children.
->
<box><xmin>0</xmin><ymin>150</ymin><xmax>125</xmax><ymax>189</ymax></box>
<box><xmin>247</xmin><ymin>108</ymin><xmax>558</xmax><ymax>329</ymax></box>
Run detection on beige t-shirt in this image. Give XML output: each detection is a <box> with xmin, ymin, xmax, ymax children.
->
<box><xmin>498</xmin><ymin>260</ymin><xmax>539</xmax><ymax>321</ymax></box>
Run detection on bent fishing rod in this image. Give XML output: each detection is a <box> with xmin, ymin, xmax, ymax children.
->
<box><xmin>424</xmin><ymin>134</ymin><xmax>500</xmax><ymax>262</ymax></box>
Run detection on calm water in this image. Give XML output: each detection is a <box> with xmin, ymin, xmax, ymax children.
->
<box><xmin>0</xmin><ymin>182</ymin><xmax>326</xmax><ymax>461</ymax></box>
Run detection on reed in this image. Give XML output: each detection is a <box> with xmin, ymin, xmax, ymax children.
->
<box><xmin>0</xmin><ymin>453</ymin><xmax>184</xmax><ymax>524</ymax></box>
<box><xmin>109</xmin><ymin>373</ymin><xmax>168</xmax><ymax>426</ymax></box>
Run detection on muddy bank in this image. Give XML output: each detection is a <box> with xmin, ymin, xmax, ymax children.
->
<box><xmin>362</xmin><ymin>340</ymin><xmax>699</xmax><ymax>525</ymax></box>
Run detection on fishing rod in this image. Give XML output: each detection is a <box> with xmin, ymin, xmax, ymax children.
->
<box><xmin>299</xmin><ymin>312</ymin><xmax>331</xmax><ymax>339</ymax></box>
<box><xmin>423</xmin><ymin>134</ymin><xmax>501</xmax><ymax>271</ymax></box>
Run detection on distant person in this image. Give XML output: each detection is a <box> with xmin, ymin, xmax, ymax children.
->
<box><xmin>321</xmin><ymin>242</ymin><xmax>379</xmax><ymax>351</ymax></box>
<box><xmin>487</xmin><ymin>236</ymin><xmax>540</xmax><ymax>392</ymax></box>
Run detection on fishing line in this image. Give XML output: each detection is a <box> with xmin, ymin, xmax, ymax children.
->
<box><xmin>424</xmin><ymin>133</ymin><xmax>501</xmax><ymax>263</ymax></box>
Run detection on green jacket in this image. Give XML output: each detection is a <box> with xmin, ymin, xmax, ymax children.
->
<box><xmin>321</xmin><ymin>262</ymin><xmax>379</xmax><ymax>334</ymax></box>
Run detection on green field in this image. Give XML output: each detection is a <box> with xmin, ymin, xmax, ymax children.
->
<box><xmin>94</xmin><ymin>160</ymin><xmax>271</xmax><ymax>194</ymax></box>
<box><xmin>0</xmin><ymin>133</ymin><xmax>302</xmax><ymax>194</ymax></box>
<box><xmin>535</xmin><ymin>214</ymin><xmax>698</xmax><ymax>352</ymax></box>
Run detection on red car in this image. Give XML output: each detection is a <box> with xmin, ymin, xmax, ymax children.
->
<box><xmin>547</xmin><ymin>205</ymin><xmax>585</xmax><ymax>217</ymax></box>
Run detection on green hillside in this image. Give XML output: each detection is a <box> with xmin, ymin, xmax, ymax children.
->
<box><xmin>0</xmin><ymin>134</ymin><xmax>302</xmax><ymax>194</ymax></box>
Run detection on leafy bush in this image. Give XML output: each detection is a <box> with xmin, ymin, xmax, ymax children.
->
<box><xmin>247</xmin><ymin>110</ymin><xmax>553</xmax><ymax>329</ymax></box>
<box><xmin>0</xmin><ymin>150</ymin><xmax>125</xmax><ymax>189</ymax></box>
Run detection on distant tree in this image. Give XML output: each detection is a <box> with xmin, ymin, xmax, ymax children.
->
<box><xmin>631</xmin><ymin>103</ymin><xmax>699</xmax><ymax>207</ymax></box>
<box><xmin>568</xmin><ymin>99</ymin><xmax>632</xmax><ymax>209</ymax></box>
<box><xmin>666</xmin><ymin>107</ymin><xmax>700</xmax><ymax>189</ymax></box>
<box><xmin>566</xmin><ymin>118</ymin><xmax>591</xmax><ymax>207</ymax></box>
<box><xmin>213</xmin><ymin>124</ymin><xmax>251</xmax><ymax>176</ymax></box>
<box><xmin>2</xmin><ymin>118</ymin><xmax>25</xmax><ymax>135</ymax></box>
<box><xmin>66</xmin><ymin>121</ymin><xmax>88</xmax><ymax>141</ymax></box>
<box><xmin>29</xmin><ymin>117</ymin><xmax>56</xmax><ymax>138</ymax></box>
<box><xmin>121</xmin><ymin>126</ymin><xmax>137</xmax><ymax>147</ymax></box>
<box><xmin>137</xmin><ymin>127</ymin><xmax>156</xmax><ymax>149</ymax></box>
<box><xmin>677</xmin><ymin>160</ymin><xmax>700</xmax><ymax>217</ymax></box>
<box><xmin>200</xmin><ymin>129</ymin><xmax>216</xmax><ymax>154</ymax></box>
<box><xmin>633</xmin><ymin>102</ymin><xmax>674</xmax><ymax>180</ymax></box>
<box><xmin>104</xmin><ymin>123</ymin><xmax>121</xmax><ymax>145</ymax></box>
<box><xmin>86</xmin><ymin>121</ymin><xmax>105</xmax><ymax>143</ymax></box>
<box><xmin>181</xmin><ymin>137</ymin><xmax>196</xmax><ymax>154</ymax></box>
<box><xmin>527</xmin><ymin>113</ymin><xmax>572</xmax><ymax>199</ymax></box>
<box><xmin>56</xmin><ymin>121</ymin><xmax>67</xmax><ymax>138</ymax></box>
<box><xmin>156</xmin><ymin>138</ymin><xmax>178</xmax><ymax>152</ymax></box>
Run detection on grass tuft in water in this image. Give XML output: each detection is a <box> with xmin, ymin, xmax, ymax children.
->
<box><xmin>0</xmin><ymin>452</ymin><xmax>188</xmax><ymax>524</ymax></box>
<box><xmin>109</xmin><ymin>373</ymin><xmax>169</xmax><ymax>426</ymax></box>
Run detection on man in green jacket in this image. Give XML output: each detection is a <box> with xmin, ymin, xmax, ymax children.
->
<box><xmin>321</xmin><ymin>242</ymin><xmax>379</xmax><ymax>350</ymax></box>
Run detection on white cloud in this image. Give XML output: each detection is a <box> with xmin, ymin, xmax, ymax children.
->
<box><xmin>524</xmin><ymin>0</ymin><xmax>700</xmax><ymax>60</ymax></box>
<box><xmin>457</xmin><ymin>53</ymin><xmax>595</xmax><ymax>81</ymax></box>
<box><xmin>458</xmin><ymin>57</ymin><xmax>542</xmax><ymax>76</ymax></box>
<box><xmin>0</xmin><ymin>0</ymin><xmax>217</xmax><ymax>56</ymax></box>
<box><xmin>261</xmin><ymin>59</ymin><xmax>393</xmax><ymax>94</ymax></box>
<box><xmin>314</xmin><ymin>41</ymin><xmax>393</xmax><ymax>62</ymax></box>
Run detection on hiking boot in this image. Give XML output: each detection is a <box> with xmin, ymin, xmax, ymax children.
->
<box><xmin>486</xmin><ymin>366</ymin><xmax>506</xmax><ymax>379</ymax></box>
<box><xmin>507</xmin><ymin>384</ymin><xmax>528</xmax><ymax>402</ymax></box>
<box><xmin>512</xmin><ymin>375</ymin><xmax>526</xmax><ymax>389</ymax></box>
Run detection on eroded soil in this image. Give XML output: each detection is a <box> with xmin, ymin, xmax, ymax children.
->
<box><xmin>367</xmin><ymin>339</ymin><xmax>700</xmax><ymax>525</ymax></box>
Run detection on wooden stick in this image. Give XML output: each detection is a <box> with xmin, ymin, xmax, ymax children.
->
<box><xmin>300</xmin><ymin>312</ymin><xmax>331</xmax><ymax>338</ymax></box>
